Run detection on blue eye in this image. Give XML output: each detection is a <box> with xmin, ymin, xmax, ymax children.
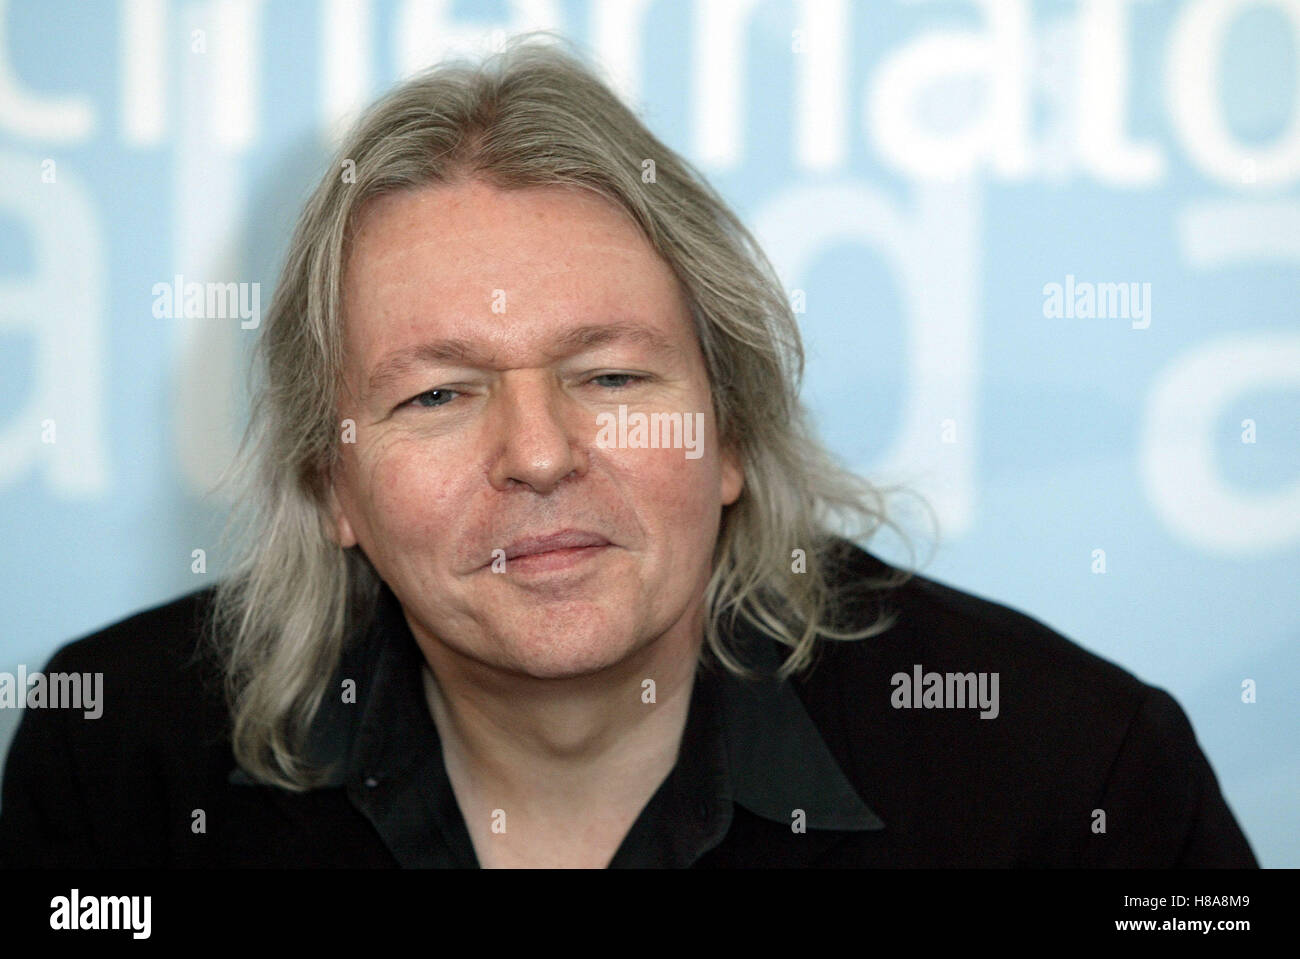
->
<box><xmin>591</xmin><ymin>373</ymin><xmax>644</xmax><ymax>389</ymax></box>
<box><xmin>406</xmin><ymin>388</ymin><xmax>458</xmax><ymax>409</ymax></box>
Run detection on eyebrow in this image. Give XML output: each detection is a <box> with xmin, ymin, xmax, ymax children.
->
<box><xmin>362</xmin><ymin>322</ymin><xmax>683</xmax><ymax>402</ymax></box>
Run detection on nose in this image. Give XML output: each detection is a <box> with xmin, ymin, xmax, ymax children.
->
<box><xmin>486</xmin><ymin>371</ymin><xmax>588</xmax><ymax>494</ymax></box>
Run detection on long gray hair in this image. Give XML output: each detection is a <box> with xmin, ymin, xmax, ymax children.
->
<box><xmin>210</xmin><ymin>33</ymin><xmax>921</xmax><ymax>791</ymax></box>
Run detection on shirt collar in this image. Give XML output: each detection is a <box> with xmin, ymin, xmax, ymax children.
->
<box><xmin>236</xmin><ymin>577</ymin><xmax>885</xmax><ymax>862</ymax></box>
<box><xmin>713</xmin><ymin>630</ymin><xmax>885</xmax><ymax>831</ymax></box>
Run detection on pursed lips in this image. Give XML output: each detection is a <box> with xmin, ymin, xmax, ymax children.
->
<box><xmin>478</xmin><ymin>529</ymin><xmax>613</xmax><ymax>571</ymax></box>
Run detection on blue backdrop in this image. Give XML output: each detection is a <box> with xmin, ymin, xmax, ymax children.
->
<box><xmin>1</xmin><ymin>0</ymin><xmax>1296</xmax><ymax>865</ymax></box>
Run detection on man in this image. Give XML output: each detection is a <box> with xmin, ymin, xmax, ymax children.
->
<box><xmin>0</xmin><ymin>37</ymin><xmax>1257</xmax><ymax>868</ymax></box>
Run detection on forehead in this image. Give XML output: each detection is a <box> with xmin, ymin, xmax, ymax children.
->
<box><xmin>340</xmin><ymin>179</ymin><xmax>694</xmax><ymax>365</ymax></box>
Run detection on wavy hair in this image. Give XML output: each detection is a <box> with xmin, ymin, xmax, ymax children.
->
<box><xmin>209</xmin><ymin>33</ymin><xmax>923</xmax><ymax>791</ymax></box>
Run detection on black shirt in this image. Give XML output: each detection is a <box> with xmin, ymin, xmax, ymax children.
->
<box><xmin>0</xmin><ymin>541</ymin><xmax>1259</xmax><ymax>867</ymax></box>
<box><xmin>283</xmin><ymin>580</ymin><xmax>885</xmax><ymax>867</ymax></box>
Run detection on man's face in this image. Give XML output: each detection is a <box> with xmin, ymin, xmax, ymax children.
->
<box><xmin>329</xmin><ymin>178</ymin><xmax>744</xmax><ymax>679</ymax></box>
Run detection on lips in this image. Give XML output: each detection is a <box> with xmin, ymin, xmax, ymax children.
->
<box><xmin>501</xmin><ymin>530</ymin><xmax>611</xmax><ymax>562</ymax></box>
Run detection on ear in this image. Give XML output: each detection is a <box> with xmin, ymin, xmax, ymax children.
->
<box><xmin>719</xmin><ymin>442</ymin><xmax>744</xmax><ymax>507</ymax></box>
<box><xmin>325</xmin><ymin>469</ymin><xmax>359</xmax><ymax>548</ymax></box>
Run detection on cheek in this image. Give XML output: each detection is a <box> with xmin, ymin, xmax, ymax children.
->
<box><xmin>616</xmin><ymin>441</ymin><xmax>724</xmax><ymax>535</ymax></box>
<box><xmin>349</xmin><ymin>439</ymin><xmax>472</xmax><ymax>564</ymax></box>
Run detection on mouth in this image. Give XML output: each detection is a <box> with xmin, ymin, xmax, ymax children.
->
<box><xmin>487</xmin><ymin>529</ymin><xmax>614</xmax><ymax>573</ymax></box>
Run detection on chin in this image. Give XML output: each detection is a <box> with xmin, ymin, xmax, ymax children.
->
<box><xmin>493</xmin><ymin>623</ymin><xmax>639</xmax><ymax>679</ymax></box>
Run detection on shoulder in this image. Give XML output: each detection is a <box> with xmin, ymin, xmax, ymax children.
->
<box><xmin>44</xmin><ymin>585</ymin><xmax>220</xmax><ymax>675</ymax></box>
<box><xmin>0</xmin><ymin>585</ymin><xmax>269</xmax><ymax>867</ymax></box>
<box><xmin>782</xmin><ymin>542</ymin><xmax>1256</xmax><ymax>864</ymax></box>
<box><xmin>819</xmin><ymin>541</ymin><xmax>1152</xmax><ymax>719</ymax></box>
<box><xmin>15</xmin><ymin>584</ymin><xmax>229</xmax><ymax>752</ymax></box>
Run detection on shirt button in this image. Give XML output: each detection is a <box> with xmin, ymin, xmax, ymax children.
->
<box><xmin>364</xmin><ymin>776</ymin><xmax>380</xmax><ymax>789</ymax></box>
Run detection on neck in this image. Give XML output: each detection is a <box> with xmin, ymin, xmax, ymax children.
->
<box><xmin>408</xmin><ymin>608</ymin><xmax>703</xmax><ymax>819</ymax></box>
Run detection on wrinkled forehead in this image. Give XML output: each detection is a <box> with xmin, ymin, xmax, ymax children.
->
<box><xmin>337</xmin><ymin>179</ymin><xmax>699</xmax><ymax>376</ymax></box>
<box><xmin>342</xmin><ymin>178</ymin><xmax>658</xmax><ymax>290</ymax></box>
